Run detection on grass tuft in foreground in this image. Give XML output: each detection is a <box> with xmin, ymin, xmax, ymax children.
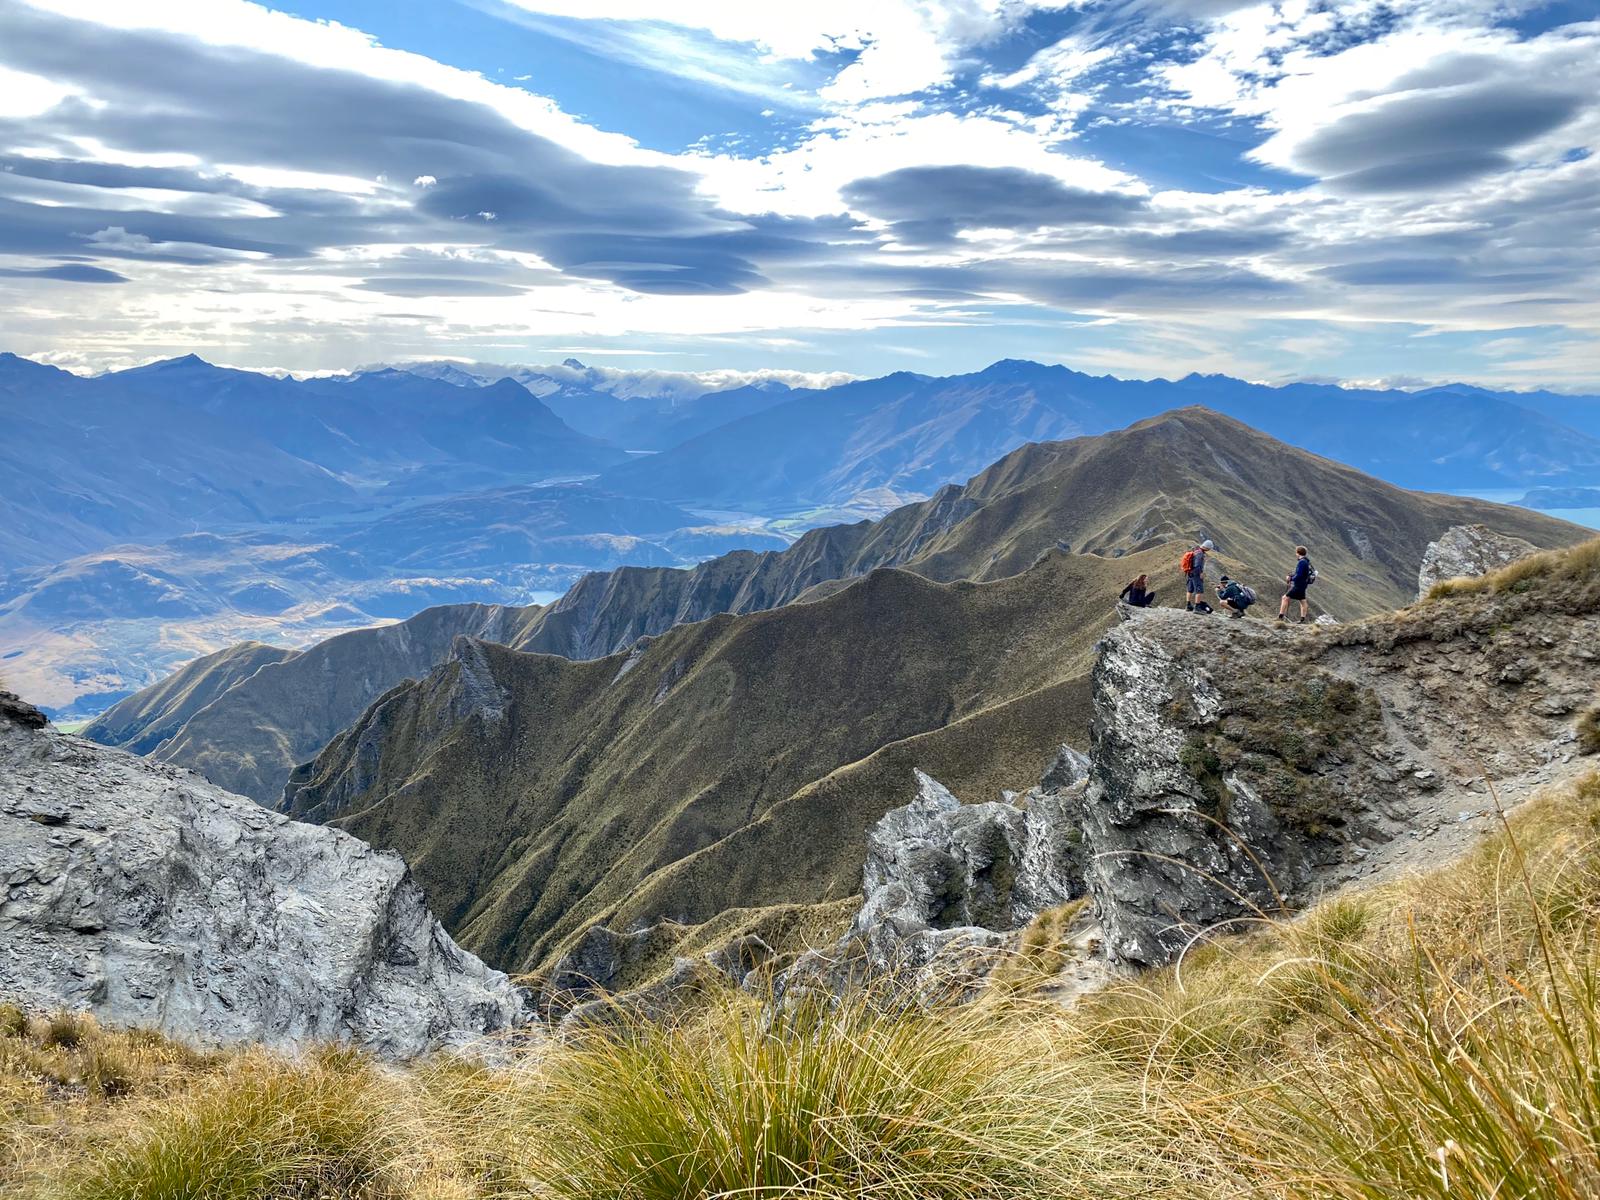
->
<box><xmin>449</xmin><ymin>988</ymin><xmax>1165</xmax><ymax>1200</ymax></box>
<box><xmin>6</xmin><ymin>769</ymin><xmax>1600</xmax><ymax>1199</ymax></box>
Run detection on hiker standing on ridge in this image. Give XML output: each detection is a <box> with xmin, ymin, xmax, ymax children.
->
<box><xmin>1182</xmin><ymin>539</ymin><xmax>1214</xmax><ymax>611</ymax></box>
<box><xmin>1119</xmin><ymin>574</ymin><xmax>1156</xmax><ymax>608</ymax></box>
<box><xmin>1278</xmin><ymin>545</ymin><xmax>1314</xmax><ymax>623</ymax></box>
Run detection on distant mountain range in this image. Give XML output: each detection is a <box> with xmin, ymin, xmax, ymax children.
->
<box><xmin>87</xmin><ymin>409</ymin><xmax>1586</xmax><ymax>816</ymax></box>
<box><xmin>595</xmin><ymin>360</ymin><xmax>1600</xmax><ymax>510</ymax></box>
<box><xmin>0</xmin><ymin>353</ymin><xmax>623</xmax><ymax>569</ymax></box>
<box><xmin>6</xmin><ymin>351</ymin><xmax>1599</xmax><ymax>719</ymax></box>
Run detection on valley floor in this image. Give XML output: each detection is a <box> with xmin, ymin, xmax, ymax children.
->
<box><xmin>7</xmin><ymin>766</ymin><xmax>1600</xmax><ymax>1200</ymax></box>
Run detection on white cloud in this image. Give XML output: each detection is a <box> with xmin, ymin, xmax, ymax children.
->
<box><xmin>1</xmin><ymin>0</ymin><xmax>1596</xmax><ymax>388</ymax></box>
<box><xmin>695</xmin><ymin>105</ymin><xmax>1140</xmax><ymax>219</ymax></box>
<box><xmin>18</xmin><ymin>0</ymin><xmax>672</xmax><ymax>170</ymax></box>
<box><xmin>0</xmin><ymin>63</ymin><xmax>76</xmax><ymax>117</ymax></box>
<box><xmin>494</xmin><ymin>0</ymin><xmax>1073</xmax><ymax>101</ymax></box>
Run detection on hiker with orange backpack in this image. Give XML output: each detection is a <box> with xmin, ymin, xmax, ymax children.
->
<box><xmin>1182</xmin><ymin>539</ymin><xmax>1214</xmax><ymax>612</ymax></box>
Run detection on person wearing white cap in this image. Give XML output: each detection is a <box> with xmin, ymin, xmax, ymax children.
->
<box><xmin>1182</xmin><ymin>539</ymin><xmax>1214</xmax><ymax>611</ymax></box>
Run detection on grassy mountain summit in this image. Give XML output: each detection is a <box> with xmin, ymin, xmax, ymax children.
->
<box><xmin>279</xmin><ymin>411</ymin><xmax>1586</xmax><ymax>977</ymax></box>
<box><xmin>508</xmin><ymin>405</ymin><xmax>1589</xmax><ymax>659</ymax></box>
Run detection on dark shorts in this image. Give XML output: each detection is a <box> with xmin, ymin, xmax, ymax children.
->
<box><xmin>1286</xmin><ymin>585</ymin><xmax>1307</xmax><ymax>601</ymax></box>
<box><xmin>1186</xmin><ymin>571</ymin><xmax>1205</xmax><ymax>591</ymax></box>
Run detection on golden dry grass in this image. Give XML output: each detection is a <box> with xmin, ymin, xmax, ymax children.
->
<box><xmin>8</xmin><ymin>770</ymin><xmax>1600</xmax><ymax>1199</ymax></box>
<box><xmin>1426</xmin><ymin>535</ymin><xmax>1600</xmax><ymax>600</ymax></box>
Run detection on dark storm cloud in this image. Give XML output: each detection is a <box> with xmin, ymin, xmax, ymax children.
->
<box><xmin>1288</xmin><ymin>83</ymin><xmax>1583</xmax><ymax>194</ymax></box>
<box><xmin>842</xmin><ymin>165</ymin><xmax>1147</xmax><ymax>247</ymax></box>
<box><xmin>0</xmin><ymin>4</ymin><xmax>842</xmax><ymax>296</ymax></box>
<box><xmin>0</xmin><ymin>263</ymin><xmax>126</xmax><ymax>283</ymax></box>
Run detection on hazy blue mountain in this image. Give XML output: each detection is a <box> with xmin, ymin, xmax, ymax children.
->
<box><xmin>1412</xmin><ymin>383</ymin><xmax>1600</xmax><ymax>443</ymax></box>
<box><xmin>1518</xmin><ymin>486</ymin><xmax>1600</xmax><ymax>509</ymax></box>
<box><xmin>0</xmin><ymin>353</ymin><xmax>356</xmax><ymax>569</ymax></box>
<box><xmin>372</xmin><ymin>358</ymin><xmax>801</xmax><ymax>449</ymax></box>
<box><xmin>0</xmin><ymin>354</ymin><xmax>626</xmax><ymax>568</ymax></box>
<box><xmin>599</xmin><ymin>361</ymin><xmax>1600</xmax><ymax>512</ymax></box>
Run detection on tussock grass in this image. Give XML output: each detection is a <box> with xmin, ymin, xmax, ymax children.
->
<box><xmin>64</xmin><ymin>1052</ymin><xmax>420</xmax><ymax>1200</ymax></box>
<box><xmin>1426</xmin><ymin>535</ymin><xmax>1600</xmax><ymax>600</ymax></box>
<box><xmin>484</xmin><ymin>991</ymin><xmax>1166</xmax><ymax>1200</ymax></box>
<box><xmin>7</xmin><ymin>770</ymin><xmax>1600</xmax><ymax>1199</ymax></box>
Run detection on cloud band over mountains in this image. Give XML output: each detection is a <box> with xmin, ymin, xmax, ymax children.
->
<box><xmin>0</xmin><ymin>0</ymin><xmax>1595</xmax><ymax>387</ymax></box>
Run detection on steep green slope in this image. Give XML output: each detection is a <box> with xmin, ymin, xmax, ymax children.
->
<box><xmin>283</xmin><ymin>549</ymin><xmax>1153</xmax><ymax>975</ymax></box>
<box><xmin>81</xmin><ymin>640</ymin><xmax>297</xmax><ymax>755</ymax></box>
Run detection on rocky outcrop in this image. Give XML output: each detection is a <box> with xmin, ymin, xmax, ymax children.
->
<box><xmin>0</xmin><ymin>697</ymin><xmax>529</xmax><ymax>1055</ymax></box>
<box><xmin>850</xmin><ymin>764</ymin><xmax>1086</xmax><ymax>973</ymax></box>
<box><xmin>1079</xmin><ymin>565</ymin><xmax>1600</xmax><ymax>966</ymax></box>
<box><xmin>1417</xmin><ymin>524</ymin><xmax>1538</xmax><ymax>597</ymax></box>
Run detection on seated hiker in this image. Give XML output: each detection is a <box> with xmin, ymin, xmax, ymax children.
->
<box><xmin>1216</xmin><ymin>575</ymin><xmax>1256</xmax><ymax>618</ymax></box>
<box><xmin>1118</xmin><ymin>573</ymin><xmax>1156</xmax><ymax>608</ymax></box>
<box><xmin>1278</xmin><ymin>545</ymin><xmax>1315</xmax><ymax>622</ymax></box>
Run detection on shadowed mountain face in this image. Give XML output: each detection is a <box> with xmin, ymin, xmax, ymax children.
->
<box><xmin>81</xmin><ymin>641</ymin><xmax>296</xmax><ymax>756</ymax></box>
<box><xmin>87</xmin><ymin>603</ymin><xmax>545</xmax><ymax>802</ymax></box>
<box><xmin>88</xmin><ymin>409</ymin><xmax>1586</xmax><ymax>808</ymax></box>
<box><xmin>272</xmin><ymin>411</ymin><xmax>1585</xmax><ymax>978</ymax></box>
<box><xmin>598</xmin><ymin>360</ymin><xmax>1600</xmax><ymax>511</ymax></box>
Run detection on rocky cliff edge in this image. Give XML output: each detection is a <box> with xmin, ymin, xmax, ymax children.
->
<box><xmin>0</xmin><ymin>692</ymin><xmax>531</xmax><ymax>1056</ymax></box>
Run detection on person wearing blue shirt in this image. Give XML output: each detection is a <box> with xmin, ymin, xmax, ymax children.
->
<box><xmin>1278</xmin><ymin>546</ymin><xmax>1313</xmax><ymax>622</ymax></box>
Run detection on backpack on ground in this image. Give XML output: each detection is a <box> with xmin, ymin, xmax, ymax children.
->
<box><xmin>1241</xmin><ymin>586</ymin><xmax>1257</xmax><ymax>605</ymax></box>
<box><xmin>1180</xmin><ymin>549</ymin><xmax>1196</xmax><ymax>574</ymax></box>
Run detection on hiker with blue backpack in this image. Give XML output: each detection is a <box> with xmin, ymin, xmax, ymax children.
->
<box><xmin>1278</xmin><ymin>546</ymin><xmax>1315</xmax><ymax>622</ymax></box>
<box><xmin>1216</xmin><ymin>575</ymin><xmax>1256</xmax><ymax>618</ymax></box>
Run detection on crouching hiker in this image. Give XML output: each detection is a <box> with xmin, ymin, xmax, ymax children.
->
<box><xmin>1118</xmin><ymin>574</ymin><xmax>1156</xmax><ymax>608</ymax></box>
<box><xmin>1216</xmin><ymin>575</ymin><xmax>1256</xmax><ymax>618</ymax></box>
<box><xmin>1278</xmin><ymin>546</ymin><xmax>1315</xmax><ymax>622</ymax></box>
<box><xmin>1181</xmin><ymin>539</ymin><xmax>1214</xmax><ymax>611</ymax></box>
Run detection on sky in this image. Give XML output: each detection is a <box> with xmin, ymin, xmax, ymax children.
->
<box><xmin>0</xmin><ymin>0</ymin><xmax>1596</xmax><ymax>390</ymax></box>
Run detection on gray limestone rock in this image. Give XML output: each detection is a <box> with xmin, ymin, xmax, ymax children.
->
<box><xmin>0</xmin><ymin>700</ymin><xmax>529</xmax><ymax>1056</ymax></box>
<box><xmin>1417</xmin><ymin>524</ymin><xmax>1538</xmax><ymax>598</ymax></box>
<box><xmin>849</xmin><ymin>768</ymin><xmax>1085</xmax><ymax>974</ymax></box>
<box><xmin>1076</xmin><ymin>585</ymin><xmax>1600</xmax><ymax>968</ymax></box>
